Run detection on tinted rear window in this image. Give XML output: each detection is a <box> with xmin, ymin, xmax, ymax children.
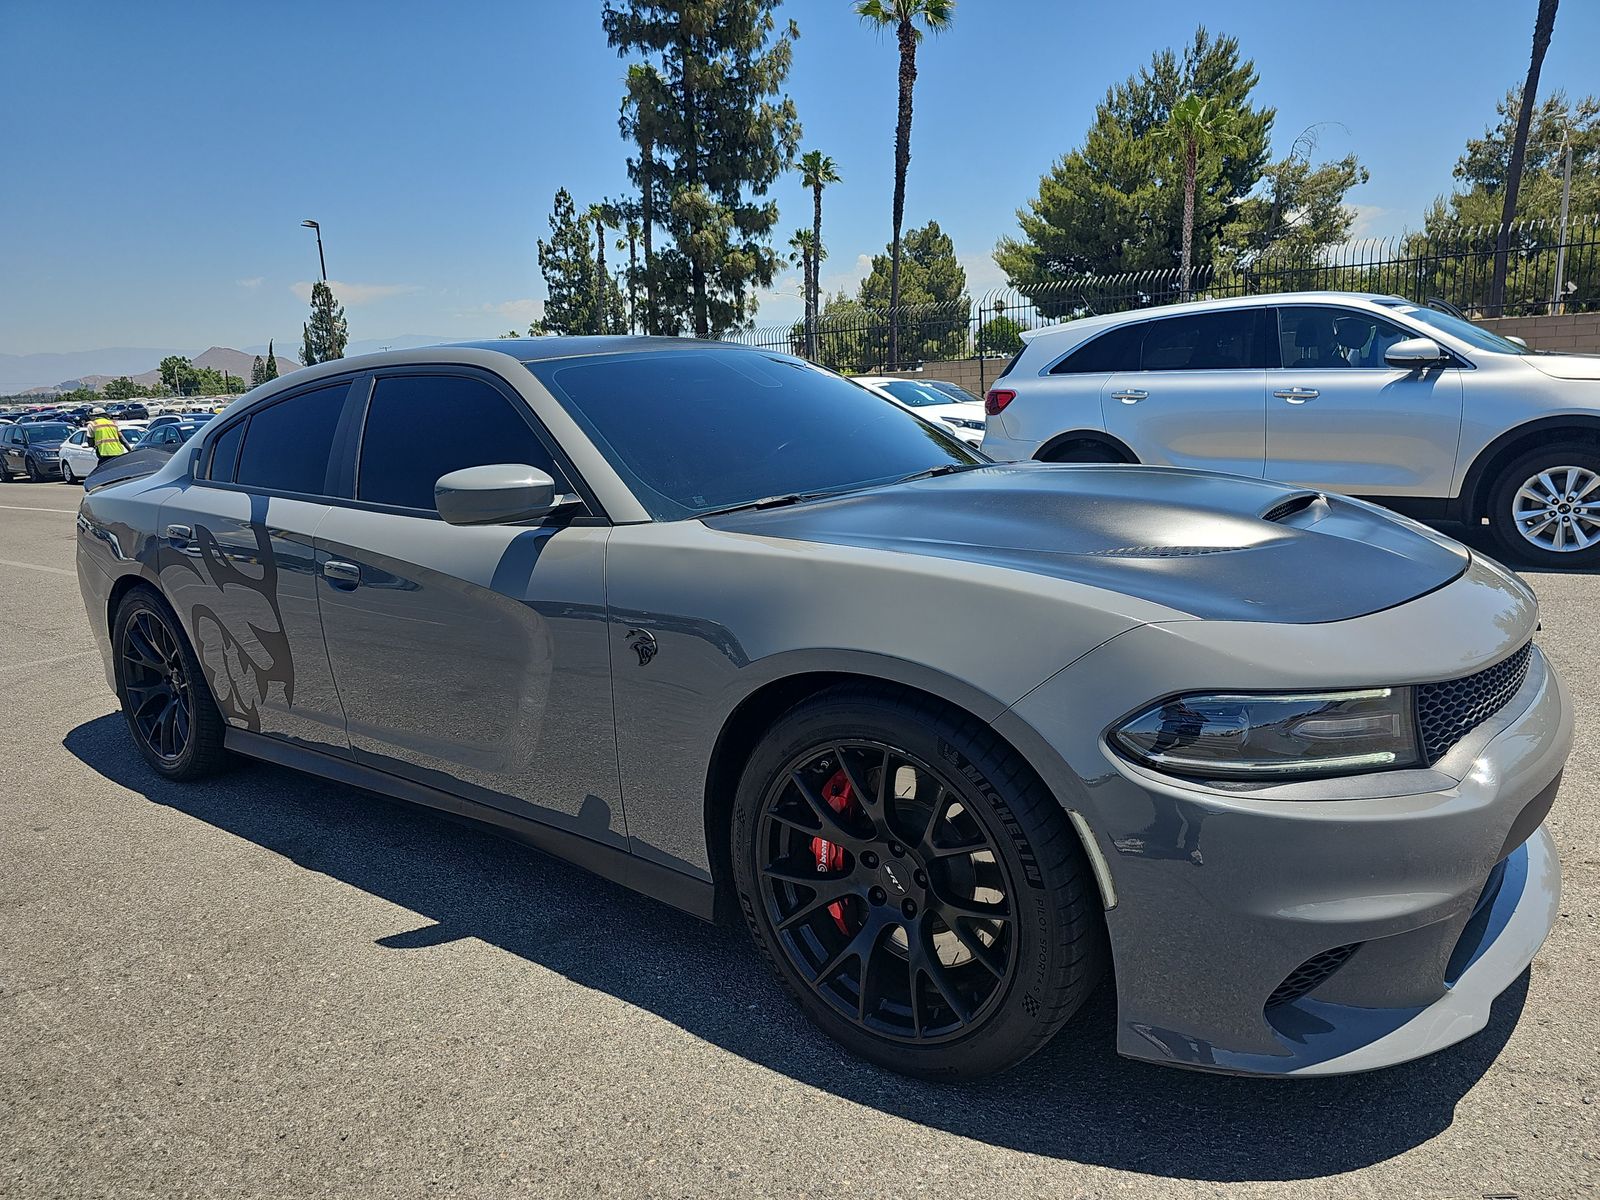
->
<box><xmin>1049</xmin><ymin>324</ymin><xmax>1143</xmax><ymax>374</ymax></box>
<box><xmin>1051</xmin><ymin>310</ymin><xmax>1265</xmax><ymax>373</ymax></box>
<box><xmin>234</xmin><ymin>382</ymin><xmax>348</xmax><ymax>496</ymax></box>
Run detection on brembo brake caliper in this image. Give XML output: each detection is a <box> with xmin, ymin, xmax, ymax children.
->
<box><xmin>812</xmin><ymin>767</ymin><xmax>857</xmax><ymax>934</ymax></box>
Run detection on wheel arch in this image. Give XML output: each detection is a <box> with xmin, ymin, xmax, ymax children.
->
<box><xmin>701</xmin><ymin>660</ymin><xmax>1114</xmax><ymax>922</ymax></box>
<box><xmin>1035</xmin><ymin>430</ymin><xmax>1138</xmax><ymax>464</ymax></box>
<box><xmin>1459</xmin><ymin>415</ymin><xmax>1600</xmax><ymax>521</ymax></box>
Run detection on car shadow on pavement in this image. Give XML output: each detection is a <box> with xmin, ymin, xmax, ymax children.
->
<box><xmin>65</xmin><ymin>713</ymin><xmax>1526</xmax><ymax>1184</ymax></box>
<box><xmin>1434</xmin><ymin>520</ymin><xmax>1600</xmax><ymax>576</ymax></box>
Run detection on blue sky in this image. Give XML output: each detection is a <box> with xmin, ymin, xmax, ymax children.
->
<box><xmin>3</xmin><ymin>0</ymin><xmax>1597</xmax><ymax>362</ymax></box>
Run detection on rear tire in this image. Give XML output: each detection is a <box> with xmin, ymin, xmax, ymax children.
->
<box><xmin>730</xmin><ymin>684</ymin><xmax>1105</xmax><ymax>1080</ymax></box>
<box><xmin>1488</xmin><ymin>443</ymin><xmax>1600</xmax><ymax>569</ymax></box>
<box><xmin>113</xmin><ymin>587</ymin><xmax>231</xmax><ymax>781</ymax></box>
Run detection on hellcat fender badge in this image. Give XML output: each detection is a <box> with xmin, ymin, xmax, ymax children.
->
<box><xmin>625</xmin><ymin>628</ymin><xmax>658</xmax><ymax>666</ymax></box>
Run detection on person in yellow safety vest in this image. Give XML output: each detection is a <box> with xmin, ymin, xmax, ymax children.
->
<box><xmin>85</xmin><ymin>407</ymin><xmax>130</xmax><ymax>461</ymax></box>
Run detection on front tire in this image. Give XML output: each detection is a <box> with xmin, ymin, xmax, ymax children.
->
<box><xmin>113</xmin><ymin>588</ymin><xmax>230</xmax><ymax>780</ymax></box>
<box><xmin>730</xmin><ymin>685</ymin><xmax>1104</xmax><ymax>1080</ymax></box>
<box><xmin>60</xmin><ymin>459</ymin><xmax>76</xmax><ymax>484</ymax></box>
<box><xmin>1489</xmin><ymin>443</ymin><xmax>1600</xmax><ymax>568</ymax></box>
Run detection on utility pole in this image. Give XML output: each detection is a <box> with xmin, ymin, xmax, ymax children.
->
<box><xmin>1552</xmin><ymin>140</ymin><xmax>1573</xmax><ymax>314</ymax></box>
<box><xmin>301</xmin><ymin>219</ymin><xmax>327</xmax><ymax>282</ymax></box>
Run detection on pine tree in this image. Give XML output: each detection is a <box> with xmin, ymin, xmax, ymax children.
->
<box><xmin>538</xmin><ymin>188</ymin><xmax>624</xmax><ymax>334</ymax></box>
<box><xmin>262</xmin><ymin>339</ymin><xmax>279</xmax><ymax>381</ymax></box>
<box><xmin>603</xmin><ymin>0</ymin><xmax>802</xmax><ymax>338</ymax></box>
<box><xmin>302</xmin><ymin>281</ymin><xmax>348</xmax><ymax>365</ymax></box>
<box><xmin>250</xmin><ymin>356</ymin><xmax>266</xmax><ymax>387</ymax></box>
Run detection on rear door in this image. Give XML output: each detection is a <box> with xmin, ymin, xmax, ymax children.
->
<box><xmin>312</xmin><ymin>367</ymin><xmax>622</xmax><ymax>845</ymax></box>
<box><xmin>1267</xmin><ymin>306</ymin><xmax>1464</xmax><ymax>496</ymax></box>
<box><xmin>156</xmin><ymin>379</ymin><xmax>353</xmax><ymax>752</ymax></box>
<box><xmin>1100</xmin><ymin>307</ymin><xmax>1270</xmax><ymax>476</ymax></box>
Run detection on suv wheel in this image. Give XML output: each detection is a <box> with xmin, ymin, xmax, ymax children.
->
<box><xmin>113</xmin><ymin>588</ymin><xmax>230</xmax><ymax>780</ymax></box>
<box><xmin>730</xmin><ymin>685</ymin><xmax>1105</xmax><ymax>1079</ymax></box>
<box><xmin>1489</xmin><ymin>443</ymin><xmax>1600</xmax><ymax>568</ymax></box>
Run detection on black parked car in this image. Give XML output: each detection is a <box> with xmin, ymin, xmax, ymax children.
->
<box><xmin>0</xmin><ymin>421</ymin><xmax>71</xmax><ymax>481</ymax></box>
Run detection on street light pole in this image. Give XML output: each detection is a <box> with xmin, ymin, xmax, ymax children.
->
<box><xmin>301</xmin><ymin>220</ymin><xmax>327</xmax><ymax>282</ymax></box>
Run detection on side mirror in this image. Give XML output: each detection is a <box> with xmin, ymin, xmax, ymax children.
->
<box><xmin>1506</xmin><ymin>335</ymin><xmax>1529</xmax><ymax>348</ymax></box>
<box><xmin>1384</xmin><ymin>337</ymin><xmax>1449</xmax><ymax>369</ymax></box>
<box><xmin>435</xmin><ymin>463</ymin><xmax>565</xmax><ymax>526</ymax></box>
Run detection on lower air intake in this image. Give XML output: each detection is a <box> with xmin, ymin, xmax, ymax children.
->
<box><xmin>1266</xmin><ymin>943</ymin><xmax>1360</xmax><ymax>1009</ymax></box>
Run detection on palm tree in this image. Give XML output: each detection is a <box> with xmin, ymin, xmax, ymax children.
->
<box><xmin>798</xmin><ymin>151</ymin><xmax>841</xmax><ymax>359</ymax></box>
<box><xmin>1491</xmin><ymin>0</ymin><xmax>1561</xmax><ymax>316</ymax></box>
<box><xmin>1154</xmin><ymin>94</ymin><xmax>1245</xmax><ymax>300</ymax></box>
<box><xmin>584</xmin><ymin>203</ymin><xmax>609</xmax><ymax>334</ymax></box>
<box><xmin>788</xmin><ymin>228</ymin><xmax>817</xmax><ymax>355</ymax></box>
<box><xmin>855</xmin><ymin>0</ymin><xmax>954</xmax><ymax>368</ymax></box>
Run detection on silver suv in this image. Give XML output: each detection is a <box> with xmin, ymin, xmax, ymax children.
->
<box><xmin>980</xmin><ymin>291</ymin><xmax>1600</xmax><ymax>566</ymax></box>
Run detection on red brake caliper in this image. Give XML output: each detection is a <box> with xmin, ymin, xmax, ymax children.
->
<box><xmin>812</xmin><ymin>767</ymin><xmax>857</xmax><ymax>934</ymax></box>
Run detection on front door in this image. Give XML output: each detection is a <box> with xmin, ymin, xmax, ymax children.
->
<box><xmin>1100</xmin><ymin>307</ymin><xmax>1269</xmax><ymax>476</ymax></box>
<box><xmin>1266</xmin><ymin>306</ymin><xmax>1465</xmax><ymax>496</ymax></box>
<box><xmin>313</xmin><ymin>369</ymin><xmax>622</xmax><ymax>846</ymax></box>
<box><xmin>156</xmin><ymin>380</ymin><xmax>352</xmax><ymax>753</ymax></box>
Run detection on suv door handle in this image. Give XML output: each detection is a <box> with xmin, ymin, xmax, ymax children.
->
<box><xmin>1110</xmin><ymin>389</ymin><xmax>1148</xmax><ymax>404</ymax></box>
<box><xmin>322</xmin><ymin>560</ymin><xmax>361</xmax><ymax>588</ymax></box>
<box><xmin>1273</xmin><ymin>387</ymin><xmax>1320</xmax><ymax>403</ymax></box>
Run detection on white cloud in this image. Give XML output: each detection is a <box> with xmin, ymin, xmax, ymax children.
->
<box><xmin>1347</xmin><ymin>204</ymin><xmax>1400</xmax><ymax>242</ymax></box>
<box><xmin>817</xmin><ymin>253</ymin><xmax>872</xmax><ymax>299</ymax></box>
<box><xmin>461</xmin><ymin>298</ymin><xmax>546</xmax><ymax>326</ymax></box>
<box><xmin>236</xmin><ymin>276</ymin><xmax>264</xmax><ymax>289</ymax></box>
<box><xmin>290</xmin><ymin>279</ymin><xmax>422</xmax><ymax>305</ymax></box>
<box><xmin>957</xmin><ymin>251</ymin><xmax>1010</xmax><ymax>298</ymax></box>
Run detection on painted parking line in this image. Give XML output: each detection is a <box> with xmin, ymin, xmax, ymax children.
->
<box><xmin>0</xmin><ymin>503</ymin><xmax>78</xmax><ymax>514</ymax></box>
<box><xmin>0</xmin><ymin>557</ymin><xmax>74</xmax><ymax>576</ymax></box>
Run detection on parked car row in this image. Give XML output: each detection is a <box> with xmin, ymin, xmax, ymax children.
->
<box><xmin>72</xmin><ymin>321</ymin><xmax>1569</xmax><ymax>1082</ymax></box>
<box><xmin>3</xmin><ymin>417</ymin><xmax>203</xmax><ymax>483</ymax></box>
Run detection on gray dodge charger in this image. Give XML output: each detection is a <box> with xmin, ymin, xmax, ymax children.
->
<box><xmin>75</xmin><ymin>338</ymin><xmax>1568</xmax><ymax>1079</ymax></box>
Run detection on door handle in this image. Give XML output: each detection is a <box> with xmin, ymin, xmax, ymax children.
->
<box><xmin>1273</xmin><ymin>387</ymin><xmax>1320</xmax><ymax>403</ymax></box>
<box><xmin>1111</xmin><ymin>389</ymin><xmax>1149</xmax><ymax>404</ymax></box>
<box><xmin>322</xmin><ymin>560</ymin><xmax>361</xmax><ymax>588</ymax></box>
<box><xmin>165</xmin><ymin>524</ymin><xmax>193</xmax><ymax>541</ymax></box>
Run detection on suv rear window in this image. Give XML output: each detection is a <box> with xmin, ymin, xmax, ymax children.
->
<box><xmin>1050</xmin><ymin>310</ymin><xmax>1266</xmax><ymax>373</ymax></box>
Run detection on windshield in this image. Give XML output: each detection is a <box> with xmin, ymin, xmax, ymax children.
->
<box><xmin>26</xmin><ymin>423</ymin><xmax>70</xmax><ymax>440</ymax></box>
<box><xmin>529</xmin><ymin>349</ymin><xmax>980</xmax><ymax>520</ymax></box>
<box><xmin>1378</xmin><ymin>301</ymin><xmax>1531</xmax><ymax>355</ymax></box>
<box><xmin>878</xmin><ymin>379</ymin><xmax>958</xmax><ymax>408</ymax></box>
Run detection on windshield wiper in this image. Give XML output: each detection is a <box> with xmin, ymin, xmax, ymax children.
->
<box><xmin>891</xmin><ymin>462</ymin><xmax>986</xmax><ymax>486</ymax></box>
<box><xmin>695</xmin><ymin>492</ymin><xmax>816</xmax><ymax>518</ymax></box>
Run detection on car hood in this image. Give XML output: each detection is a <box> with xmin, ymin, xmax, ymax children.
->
<box><xmin>704</xmin><ymin>463</ymin><xmax>1470</xmax><ymax>624</ymax></box>
<box><xmin>1526</xmin><ymin>353</ymin><xmax>1600</xmax><ymax>381</ymax></box>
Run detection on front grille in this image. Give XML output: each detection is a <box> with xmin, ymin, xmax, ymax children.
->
<box><xmin>1416</xmin><ymin>642</ymin><xmax>1532</xmax><ymax>765</ymax></box>
<box><xmin>1266</xmin><ymin>944</ymin><xmax>1359</xmax><ymax>1009</ymax></box>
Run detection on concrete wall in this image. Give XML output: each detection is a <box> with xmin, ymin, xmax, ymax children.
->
<box><xmin>1477</xmin><ymin>312</ymin><xmax>1600</xmax><ymax>354</ymax></box>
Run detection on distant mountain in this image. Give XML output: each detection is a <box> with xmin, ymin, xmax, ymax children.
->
<box><xmin>0</xmin><ymin>347</ymin><xmax>181</xmax><ymax>395</ymax></box>
<box><xmin>1</xmin><ymin>346</ymin><xmax>302</xmax><ymax>396</ymax></box>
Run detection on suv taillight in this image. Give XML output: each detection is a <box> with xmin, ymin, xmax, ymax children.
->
<box><xmin>984</xmin><ymin>388</ymin><xmax>1016</xmax><ymax>416</ymax></box>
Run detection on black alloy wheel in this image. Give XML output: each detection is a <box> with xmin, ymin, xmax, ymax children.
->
<box><xmin>113</xmin><ymin>589</ymin><xmax>229</xmax><ymax>780</ymax></box>
<box><xmin>732</xmin><ymin>687</ymin><xmax>1104</xmax><ymax>1079</ymax></box>
<box><xmin>756</xmin><ymin>739</ymin><xmax>1017</xmax><ymax>1043</ymax></box>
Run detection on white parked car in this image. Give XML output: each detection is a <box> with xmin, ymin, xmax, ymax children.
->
<box><xmin>59</xmin><ymin>421</ymin><xmax>147</xmax><ymax>483</ymax></box>
<box><xmin>855</xmin><ymin>376</ymin><xmax>987</xmax><ymax>448</ymax></box>
<box><xmin>980</xmin><ymin>290</ymin><xmax>1600</xmax><ymax>566</ymax></box>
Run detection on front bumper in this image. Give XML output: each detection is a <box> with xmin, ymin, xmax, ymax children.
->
<box><xmin>1003</xmin><ymin>553</ymin><xmax>1569</xmax><ymax>1075</ymax></box>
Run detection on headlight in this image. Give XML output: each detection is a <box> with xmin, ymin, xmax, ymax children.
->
<box><xmin>1111</xmin><ymin>688</ymin><xmax>1420</xmax><ymax>781</ymax></box>
<box><xmin>940</xmin><ymin>416</ymin><xmax>985</xmax><ymax>430</ymax></box>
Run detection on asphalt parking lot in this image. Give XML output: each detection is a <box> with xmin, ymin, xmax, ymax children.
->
<box><xmin>1</xmin><ymin>480</ymin><xmax>1596</xmax><ymax>1200</ymax></box>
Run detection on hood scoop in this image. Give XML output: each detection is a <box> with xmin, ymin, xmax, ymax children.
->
<box><xmin>706</xmin><ymin>463</ymin><xmax>1469</xmax><ymax>624</ymax></box>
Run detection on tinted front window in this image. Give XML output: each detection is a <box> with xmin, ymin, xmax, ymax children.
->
<box><xmin>234</xmin><ymin>382</ymin><xmax>347</xmax><ymax>496</ymax></box>
<box><xmin>357</xmin><ymin>374</ymin><xmax>567</xmax><ymax>512</ymax></box>
<box><xmin>529</xmin><ymin>349</ymin><xmax>978</xmax><ymax>521</ymax></box>
<box><xmin>28</xmin><ymin>424</ymin><xmax>70</xmax><ymax>440</ymax></box>
<box><xmin>1279</xmin><ymin>307</ymin><xmax>1416</xmax><ymax>369</ymax></box>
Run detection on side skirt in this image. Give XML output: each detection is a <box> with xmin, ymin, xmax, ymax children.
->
<box><xmin>225</xmin><ymin>728</ymin><xmax>718</xmax><ymax>922</ymax></box>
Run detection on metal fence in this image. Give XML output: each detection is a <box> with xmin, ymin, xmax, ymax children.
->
<box><xmin>728</xmin><ymin>216</ymin><xmax>1600</xmax><ymax>374</ymax></box>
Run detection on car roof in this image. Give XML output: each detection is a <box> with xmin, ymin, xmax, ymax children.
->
<box><xmin>1021</xmin><ymin>290</ymin><xmax>1411</xmax><ymax>344</ymax></box>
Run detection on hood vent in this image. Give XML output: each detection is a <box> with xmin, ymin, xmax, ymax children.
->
<box><xmin>1260</xmin><ymin>491</ymin><xmax>1326</xmax><ymax>524</ymax></box>
<box><xmin>1082</xmin><ymin>544</ymin><xmax>1236</xmax><ymax>558</ymax></box>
